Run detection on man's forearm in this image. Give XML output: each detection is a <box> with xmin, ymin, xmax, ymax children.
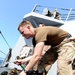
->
<box><xmin>25</xmin><ymin>55</ymin><xmax>41</xmax><ymax>71</ymax></box>
<box><xmin>25</xmin><ymin>42</ymin><xmax>44</xmax><ymax>71</ymax></box>
<box><xmin>23</xmin><ymin>56</ymin><xmax>32</xmax><ymax>62</ymax></box>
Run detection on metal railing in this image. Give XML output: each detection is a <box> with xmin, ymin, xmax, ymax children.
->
<box><xmin>32</xmin><ymin>4</ymin><xmax>75</xmax><ymax>21</ymax></box>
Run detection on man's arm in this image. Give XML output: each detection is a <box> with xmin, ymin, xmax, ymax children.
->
<box><xmin>14</xmin><ymin>45</ymin><xmax>51</xmax><ymax>65</ymax></box>
<box><xmin>25</xmin><ymin>42</ymin><xmax>44</xmax><ymax>71</ymax></box>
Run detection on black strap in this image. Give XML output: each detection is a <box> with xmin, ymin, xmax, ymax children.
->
<box><xmin>66</xmin><ymin>34</ymin><xmax>72</xmax><ymax>39</ymax></box>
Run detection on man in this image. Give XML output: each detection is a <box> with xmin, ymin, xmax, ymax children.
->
<box><xmin>53</xmin><ymin>8</ymin><xmax>60</xmax><ymax>19</ymax></box>
<box><xmin>14</xmin><ymin>24</ymin><xmax>53</xmax><ymax>75</ymax></box>
<box><xmin>15</xmin><ymin>20</ymin><xmax>75</xmax><ymax>75</ymax></box>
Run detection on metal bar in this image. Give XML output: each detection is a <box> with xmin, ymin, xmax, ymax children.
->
<box><xmin>32</xmin><ymin>4</ymin><xmax>38</xmax><ymax>12</ymax></box>
<box><xmin>66</xmin><ymin>8</ymin><xmax>72</xmax><ymax>21</ymax></box>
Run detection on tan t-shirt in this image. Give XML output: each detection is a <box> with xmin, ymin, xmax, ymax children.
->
<box><xmin>33</xmin><ymin>26</ymin><xmax>69</xmax><ymax>47</ymax></box>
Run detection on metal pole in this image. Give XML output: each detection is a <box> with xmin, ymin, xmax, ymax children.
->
<box><xmin>66</xmin><ymin>8</ymin><xmax>72</xmax><ymax>21</ymax></box>
<box><xmin>32</xmin><ymin>4</ymin><xmax>38</xmax><ymax>12</ymax></box>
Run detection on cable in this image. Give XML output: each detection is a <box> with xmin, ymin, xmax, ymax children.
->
<box><xmin>0</xmin><ymin>31</ymin><xmax>10</xmax><ymax>48</ymax></box>
<box><xmin>0</xmin><ymin>50</ymin><xmax>6</xmax><ymax>55</ymax></box>
<box><xmin>0</xmin><ymin>57</ymin><xmax>5</xmax><ymax>59</ymax></box>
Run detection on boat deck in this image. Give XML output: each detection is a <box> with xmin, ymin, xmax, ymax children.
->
<box><xmin>23</xmin><ymin>12</ymin><xmax>64</xmax><ymax>27</ymax></box>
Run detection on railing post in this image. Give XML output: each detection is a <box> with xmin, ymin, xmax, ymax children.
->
<box><xmin>66</xmin><ymin>8</ymin><xmax>72</xmax><ymax>21</ymax></box>
<box><xmin>32</xmin><ymin>4</ymin><xmax>38</xmax><ymax>12</ymax></box>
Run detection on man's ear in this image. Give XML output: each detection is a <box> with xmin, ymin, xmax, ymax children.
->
<box><xmin>27</xmin><ymin>25</ymin><xmax>30</xmax><ymax>29</ymax></box>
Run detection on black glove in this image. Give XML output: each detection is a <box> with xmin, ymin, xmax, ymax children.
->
<box><xmin>72</xmin><ymin>59</ymin><xmax>75</xmax><ymax>70</ymax></box>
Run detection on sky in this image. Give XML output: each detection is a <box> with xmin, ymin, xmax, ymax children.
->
<box><xmin>0</xmin><ymin>0</ymin><xmax>75</xmax><ymax>59</ymax></box>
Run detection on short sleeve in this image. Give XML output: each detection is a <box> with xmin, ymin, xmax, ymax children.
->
<box><xmin>35</xmin><ymin>31</ymin><xmax>47</xmax><ymax>44</ymax></box>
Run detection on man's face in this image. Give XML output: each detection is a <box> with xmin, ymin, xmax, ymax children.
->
<box><xmin>19</xmin><ymin>26</ymin><xmax>32</xmax><ymax>39</ymax></box>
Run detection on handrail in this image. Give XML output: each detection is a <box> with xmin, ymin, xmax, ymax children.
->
<box><xmin>32</xmin><ymin>4</ymin><xmax>75</xmax><ymax>21</ymax></box>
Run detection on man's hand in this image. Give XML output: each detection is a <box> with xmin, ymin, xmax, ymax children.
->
<box><xmin>14</xmin><ymin>56</ymin><xmax>32</xmax><ymax>65</ymax></box>
<box><xmin>14</xmin><ymin>59</ymin><xmax>24</xmax><ymax>65</ymax></box>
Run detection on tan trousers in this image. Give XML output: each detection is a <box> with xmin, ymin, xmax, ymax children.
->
<box><xmin>57</xmin><ymin>40</ymin><xmax>75</xmax><ymax>75</ymax></box>
<box><xmin>38</xmin><ymin>38</ymin><xmax>75</xmax><ymax>75</ymax></box>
